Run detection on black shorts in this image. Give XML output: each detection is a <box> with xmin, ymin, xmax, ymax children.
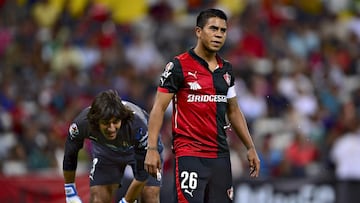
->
<box><xmin>89</xmin><ymin>156</ymin><xmax>162</xmax><ymax>187</ymax></box>
<box><xmin>129</xmin><ymin>159</ymin><xmax>163</xmax><ymax>187</ymax></box>
<box><xmin>175</xmin><ymin>156</ymin><xmax>233</xmax><ymax>203</ymax></box>
<box><xmin>89</xmin><ymin>141</ymin><xmax>162</xmax><ymax>187</ymax></box>
<box><xmin>89</xmin><ymin>154</ymin><xmax>131</xmax><ymax>187</ymax></box>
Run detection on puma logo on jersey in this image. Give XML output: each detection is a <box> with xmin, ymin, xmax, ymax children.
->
<box><xmin>188</xmin><ymin>81</ymin><xmax>201</xmax><ymax>90</ymax></box>
<box><xmin>188</xmin><ymin>71</ymin><xmax>197</xmax><ymax>79</ymax></box>
<box><xmin>184</xmin><ymin>189</ymin><xmax>194</xmax><ymax>197</ymax></box>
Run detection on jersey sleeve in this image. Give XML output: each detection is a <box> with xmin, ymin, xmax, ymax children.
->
<box><xmin>132</xmin><ymin>114</ymin><xmax>149</xmax><ymax>181</ymax></box>
<box><xmin>62</xmin><ymin>112</ymin><xmax>88</xmax><ymax>171</ymax></box>
<box><xmin>131</xmin><ymin>109</ymin><xmax>149</xmax><ymax>151</ymax></box>
<box><xmin>158</xmin><ymin>58</ymin><xmax>184</xmax><ymax>93</ymax></box>
<box><xmin>225</xmin><ymin>60</ymin><xmax>235</xmax><ymax>87</ymax></box>
<box><xmin>224</xmin><ymin>61</ymin><xmax>236</xmax><ymax>98</ymax></box>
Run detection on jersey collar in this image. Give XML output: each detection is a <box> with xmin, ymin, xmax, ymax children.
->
<box><xmin>188</xmin><ymin>48</ymin><xmax>223</xmax><ymax>69</ymax></box>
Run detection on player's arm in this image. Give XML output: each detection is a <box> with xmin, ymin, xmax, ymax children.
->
<box><xmin>227</xmin><ymin>96</ymin><xmax>260</xmax><ymax>178</ymax></box>
<box><xmin>63</xmin><ymin>170</ymin><xmax>76</xmax><ymax>183</ymax></box>
<box><xmin>63</xmin><ymin>132</ymin><xmax>84</xmax><ymax>203</ymax></box>
<box><xmin>145</xmin><ymin>91</ymin><xmax>173</xmax><ymax>177</ymax></box>
<box><xmin>63</xmin><ymin>135</ymin><xmax>83</xmax><ymax>181</ymax></box>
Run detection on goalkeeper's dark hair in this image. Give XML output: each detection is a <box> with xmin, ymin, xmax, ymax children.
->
<box><xmin>87</xmin><ymin>89</ymin><xmax>133</xmax><ymax>132</ymax></box>
<box><xmin>196</xmin><ymin>8</ymin><xmax>227</xmax><ymax>28</ymax></box>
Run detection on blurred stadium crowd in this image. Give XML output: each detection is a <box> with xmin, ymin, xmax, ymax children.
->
<box><xmin>0</xmin><ymin>0</ymin><xmax>360</xmax><ymax>183</ymax></box>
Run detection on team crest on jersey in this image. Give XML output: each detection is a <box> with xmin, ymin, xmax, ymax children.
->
<box><xmin>69</xmin><ymin>123</ymin><xmax>79</xmax><ymax>139</ymax></box>
<box><xmin>223</xmin><ymin>72</ymin><xmax>231</xmax><ymax>86</ymax></box>
<box><xmin>160</xmin><ymin>62</ymin><xmax>174</xmax><ymax>86</ymax></box>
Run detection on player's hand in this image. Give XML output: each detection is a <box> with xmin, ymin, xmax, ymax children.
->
<box><xmin>247</xmin><ymin>147</ymin><xmax>260</xmax><ymax>178</ymax></box>
<box><xmin>64</xmin><ymin>183</ymin><xmax>82</xmax><ymax>203</ymax></box>
<box><xmin>144</xmin><ymin>148</ymin><xmax>161</xmax><ymax>178</ymax></box>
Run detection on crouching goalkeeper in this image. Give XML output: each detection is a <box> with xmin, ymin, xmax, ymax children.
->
<box><xmin>63</xmin><ymin>90</ymin><xmax>163</xmax><ymax>203</ymax></box>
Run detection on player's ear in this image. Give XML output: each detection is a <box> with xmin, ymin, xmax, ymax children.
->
<box><xmin>195</xmin><ymin>26</ymin><xmax>202</xmax><ymax>37</ymax></box>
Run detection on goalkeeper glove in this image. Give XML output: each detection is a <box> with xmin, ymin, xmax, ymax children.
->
<box><xmin>64</xmin><ymin>183</ymin><xmax>82</xmax><ymax>203</ymax></box>
<box><xmin>119</xmin><ymin>197</ymin><xmax>138</xmax><ymax>203</ymax></box>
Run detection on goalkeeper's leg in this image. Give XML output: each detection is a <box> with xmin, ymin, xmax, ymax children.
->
<box><xmin>141</xmin><ymin>185</ymin><xmax>160</xmax><ymax>203</ymax></box>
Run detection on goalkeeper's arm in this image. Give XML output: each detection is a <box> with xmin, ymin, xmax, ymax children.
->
<box><xmin>63</xmin><ymin>135</ymin><xmax>83</xmax><ymax>203</ymax></box>
<box><xmin>64</xmin><ymin>171</ymin><xmax>82</xmax><ymax>203</ymax></box>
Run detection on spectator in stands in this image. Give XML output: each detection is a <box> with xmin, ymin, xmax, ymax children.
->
<box><xmin>330</xmin><ymin>115</ymin><xmax>360</xmax><ymax>179</ymax></box>
<box><xmin>330</xmin><ymin>115</ymin><xmax>360</xmax><ymax>203</ymax></box>
<box><xmin>257</xmin><ymin>133</ymin><xmax>283</xmax><ymax>178</ymax></box>
<box><xmin>284</xmin><ymin>130</ymin><xmax>319</xmax><ymax>177</ymax></box>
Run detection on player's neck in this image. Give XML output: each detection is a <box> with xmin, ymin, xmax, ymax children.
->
<box><xmin>193</xmin><ymin>46</ymin><xmax>216</xmax><ymax>63</ymax></box>
<box><xmin>193</xmin><ymin>46</ymin><xmax>218</xmax><ymax>72</ymax></box>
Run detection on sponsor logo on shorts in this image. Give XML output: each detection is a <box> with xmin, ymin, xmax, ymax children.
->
<box><xmin>184</xmin><ymin>189</ymin><xmax>194</xmax><ymax>197</ymax></box>
<box><xmin>227</xmin><ymin>186</ymin><xmax>233</xmax><ymax>200</ymax></box>
<box><xmin>89</xmin><ymin>158</ymin><xmax>98</xmax><ymax>181</ymax></box>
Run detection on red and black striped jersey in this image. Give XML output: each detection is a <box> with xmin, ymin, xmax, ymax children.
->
<box><xmin>158</xmin><ymin>49</ymin><xmax>235</xmax><ymax>158</ymax></box>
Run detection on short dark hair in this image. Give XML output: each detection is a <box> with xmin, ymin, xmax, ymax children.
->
<box><xmin>196</xmin><ymin>8</ymin><xmax>227</xmax><ymax>28</ymax></box>
<box><xmin>87</xmin><ymin>89</ymin><xmax>133</xmax><ymax>131</ymax></box>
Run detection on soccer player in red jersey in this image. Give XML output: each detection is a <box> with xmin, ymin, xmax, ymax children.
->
<box><xmin>144</xmin><ymin>8</ymin><xmax>260</xmax><ymax>203</ymax></box>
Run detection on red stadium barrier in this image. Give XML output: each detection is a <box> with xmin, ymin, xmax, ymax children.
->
<box><xmin>0</xmin><ymin>174</ymin><xmax>89</xmax><ymax>203</ymax></box>
<box><xmin>2</xmin><ymin>173</ymin><xmax>360</xmax><ymax>203</ymax></box>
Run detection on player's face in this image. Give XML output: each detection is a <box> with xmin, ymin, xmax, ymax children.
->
<box><xmin>197</xmin><ymin>17</ymin><xmax>227</xmax><ymax>52</ymax></box>
<box><xmin>99</xmin><ymin>117</ymin><xmax>121</xmax><ymax>140</ymax></box>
